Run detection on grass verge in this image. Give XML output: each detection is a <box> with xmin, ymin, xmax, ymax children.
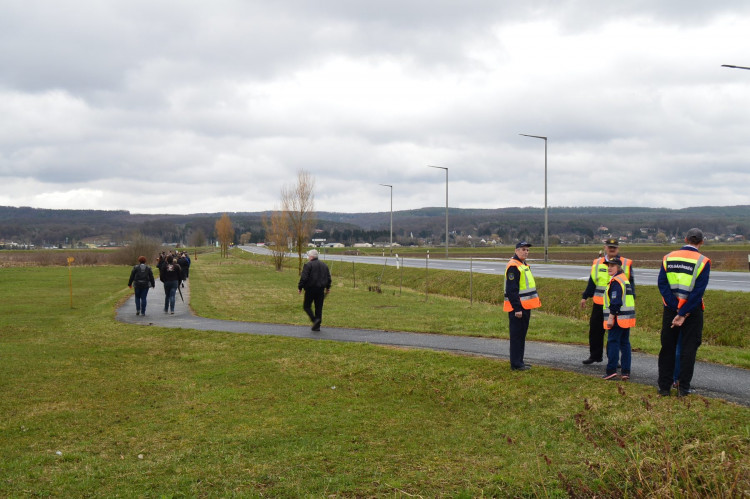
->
<box><xmin>0</xmin><ymin>261</ymin><xmax>748</xmax><ymax>496</ymax></box>
<box><xmin>193</xmin><ymin>250</ymin><xmax>750</xmax><ymax>368</ymax></box>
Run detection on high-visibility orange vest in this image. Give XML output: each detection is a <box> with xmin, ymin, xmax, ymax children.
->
<box><xmin>503</xmin><ymin>259</ymin><xmax>541</xmax><ymax>312</ymax></box>
<box><xmin>590</xmin><ymin>256</ymin><xmax>632</xmax><ymax>304</ymax></box>
<box><xmin>603</xmin><ymin>274</ymin><xmax>636</xmax><ymax>329</ymax></box>
<box><xmin>662</xmin><ymin>249</ymin><xmax>710</xmax><ymax>310</ymax></box>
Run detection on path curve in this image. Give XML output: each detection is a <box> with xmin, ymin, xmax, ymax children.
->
<box><xmin>117</xmin><ymin>279</ymin><xmax>750</xmax><ymax>407</ymax></box>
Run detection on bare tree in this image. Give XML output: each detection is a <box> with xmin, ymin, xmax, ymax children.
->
<box><xmin>215</xmin><ymin>213</ymin><xmax>235</xmax><ymax>258</ymax></box>
<box><xmin>282</xmin><ymin>170</ymin><xmax>316</xmax><ymax>274</ymax></box>
<box><xmin>262</xmin><ymin>208</ymin><xmax>289</xmax><ymax>271</ymax></box>
<box><xmin>190</xmin><ymin>228</ymin><xmax>207</xmax><ymax>248</ymax></box>
<box><xmin>239</xmin><ymin>232</ymin><xmax>253</xmax><ymax>245</ymax></box>
<box><xmin>113</xmin><ymin>232</ymin><xmax>163</xmax><ymax>265</ymax></box>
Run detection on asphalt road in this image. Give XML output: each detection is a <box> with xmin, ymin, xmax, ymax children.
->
<box><xmin>239</xmin><ymin>246</ymin><xmax>750</xmax><ymax>292</ymax></box>
<box><xmin>118</xmin><ymin>278</ymin><xmax>750</xmax><ymax>407</ymax></box>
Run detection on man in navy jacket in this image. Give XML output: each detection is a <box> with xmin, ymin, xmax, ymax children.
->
<box><xmin>657</xmin><ymin>228</ymin><xmax>711</xmax><ymax>397</ymax></box>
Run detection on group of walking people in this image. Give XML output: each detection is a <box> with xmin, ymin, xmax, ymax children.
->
<box><xmin>127</xmin><ymin>250</ymin><xmax>191</xmax><ymax>315</ymax></box>
<box><xmin>503</xmin><ymin>228</ymin><xmax>711</xmax><ymax>397</ymax></box>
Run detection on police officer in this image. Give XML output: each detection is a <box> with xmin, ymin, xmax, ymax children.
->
<box><xmin>657</xmin><ymin>228</ymin><xmax>710</xmax><ymax>397</ymax></box>
<box><xmin>580</xmin><ymin>238</ymin><xmax>635</xmax><ymax>364</ymax></box>
<box><xmin>503</xmin><ymin>242</ymin><xmax>541</xmax><ymax>371</ymax></box>
<box><xmin>602</xmin><ymin>256</ymin><xmax>636</xmax><ymax>380</ymax></box>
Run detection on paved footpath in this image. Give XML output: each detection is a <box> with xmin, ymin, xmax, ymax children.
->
<box><xmin>117</xmin><ymin>279</ymin><xmax>750</xmax><ymax>407</ymax></box>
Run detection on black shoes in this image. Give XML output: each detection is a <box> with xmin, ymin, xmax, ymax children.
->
<box><xmin>658</xmin><ymin>387</ymin><xmax>694</xmax><ymax>397</ymax></box>
<box><xmin>582</xmin><ymin>358</ymin><xmax>602</xmax><ymax>365</ymax></box>
<box><xmin>511</xmin><ymin>364</ymin><xmax>531</xmax><ymax>371</ymax></box>
<box><xmin>311</xmin><ymin>319</ymin><xmax>322</xmax><ymax>331</ymax></box>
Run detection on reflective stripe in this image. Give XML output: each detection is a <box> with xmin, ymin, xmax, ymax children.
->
<box><xmin>662</xmin><ymin>250</ymin><xmax>709</xmax><ymax>309</ymax></box>
<box><xmin>503</xmin><ymin>259</ymin><xmax>541</xmax><ymax>311</ymax></box>
<box><xmin>590</xmin><ymin>255</ymin><xmax>632</xmax><ymax>304</ymax></box>
<box><xmin>603</xmin><ymin>274</ymin><xmax>636</xmax><ymax>329</ymax></box>
<box><xmin>620</xmin><ymin>257</ymin><xmax>633</xmax><ymax>281</ymax></box>
<box><xmin>590</xmin><ymin>258</ymin><xmax>608</xmax><ymax>304</ymax></box>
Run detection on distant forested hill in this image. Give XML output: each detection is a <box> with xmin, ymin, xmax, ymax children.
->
<box><xmin>317</xmin><ymin>205</ymin><xmax>750</xmax><ymax>245</ymax></box>
<box><xmin>1</xmin><ymin>205</ymin><xmax>748</xmax><ymax>247</ymax></box>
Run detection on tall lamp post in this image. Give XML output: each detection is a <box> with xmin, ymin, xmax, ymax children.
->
<box><xmin>519</xmin><ymin>134</ymin><xmax>548</xmax><ymax>263</ymax></box>
<box><xmin>428</xmin><ymin>165</ymin><xmax>449</xmax><ymax>258</ymax></box>
<box><xmin>379</xmin><ymin>183</ymin><xmax>393</xmax><ymax>255</ymax></box>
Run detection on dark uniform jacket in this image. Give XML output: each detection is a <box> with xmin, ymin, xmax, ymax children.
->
<box><xmin>505</xmin><ymin>255</ymin><xmax>525</xmax><ymax>312</ymax></box>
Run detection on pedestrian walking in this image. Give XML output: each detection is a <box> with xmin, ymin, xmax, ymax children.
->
<box><xmin>601</xmin><ymin>256</ymin><xmax>635</xmax><ymax>381</ymax></box>
<box><xmin>503</xmin><ymin>242</ymin><xmax>541</xmax><ymax>371</ymax></box>
<box><xmin>177</xmin><ymin>252</ymin><xmax>190</xmax><ymax>286</ymax></box>
<box><xmin>159</xmin><ymin>255</ymin><xmax>182</xmax><ymax>315</ymax></box>
<box><xmin>128</xmin><ymin>256</ymin><xmax>156</xmax><ymax>316</ymax></box>
<box><xmin>298</xmin><ymin>249</ymin><xmax>331</xmax><ymax>331</ymax></box>
<box><xmin>657</xmin><ymin>228</ymin><xmax>710</xmax><ymax>397</ymax></box>
<box><xmin>580</xmin><ymin>238</ymin><xmax>635</xmax><ymax>365</ymax></box>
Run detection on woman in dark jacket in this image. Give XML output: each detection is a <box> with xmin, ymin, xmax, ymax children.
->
<box><xmin>128</xmin><ymin>256</ymin><xmax>156</xmax><ymax>316</ymax></box>
<box><xmin>159</xmin><ymin>255</ymin><xmax>182</xmax><ymax>314</ymax></box>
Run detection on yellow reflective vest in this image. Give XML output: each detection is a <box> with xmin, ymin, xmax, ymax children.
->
<box><xmin>590</xmin><ymin>256</ymin><xmax>632</xmax><ymax>304</ymax></box>
<box><xmin>503</xmin><ymin>259</ymin><xmax>541</xmax><ymax>312</ymax></box>
<box><xmin>603</xmin><ymin>274</ymin><xmax>636</xmax><ymax>329</ymax></box>
<box><xmin>662</xmin><ymin>250</ymin><xmax>710</xmax><ymax>310</ymax></box>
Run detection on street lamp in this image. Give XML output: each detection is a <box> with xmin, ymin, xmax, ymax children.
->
<box><xmin>379</xmin><ymin>183</ymin><xmax>393</xmax><ymax>256</ymax></box>
<box><xmin>519</xmin><ymin>134</ymin><xmax>548</xmax><ymax>263</ymax></box>
<box><xmin>428</xmin><ymin>165</ymin><xmax>449</xmax><ymax>258</ymax></box>
<box><xmin>722</xmin><ymin>64</ymin><xmax>750</xmax><ymax>70</ymax></box>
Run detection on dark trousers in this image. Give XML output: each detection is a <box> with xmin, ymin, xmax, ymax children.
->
<box><xmin>588</xmin><ymin>303</ymin><xmax>605</xmax><ymax>360</ymax></box>
<box><xmin>658</xmin><ymin>307</ymin><xmax>703</xmax><ymax>392</ymax></box>
<box><xmin>508</xmin><ymin>309</ymin><xmax>531</xmax><ymax>368</ymax></box>
<box><xmin>303</xmin><ymin>288</ymin><xmax>326</xmax><ymax>323</ymax></box>
<box><xmin>606</xmin><ymin>325</ymin><xmax>631</xmax><ymax>375</ymax></box>
<box><xmin>134</xmin><ymin>287</ymin><xmax>150</xmax><ymax>314</ymax></box>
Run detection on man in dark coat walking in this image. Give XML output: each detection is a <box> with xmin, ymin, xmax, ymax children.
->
<box><xmin>298</xmin><ymin>249</ymin><xmax>332</xmax><ymax>331</ymax></box>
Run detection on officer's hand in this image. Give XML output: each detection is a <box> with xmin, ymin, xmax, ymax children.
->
<box><xmin>129</xmin><ymin>285</ymin><xmax>132</xmax><ymax>289</ymax></box>
<box><xmin>514</xmin><ymin>311</ymin><xmax>522</xmax><ymax>318</ymax></box>
<box><xmin>325</xmin><ymin>288</ymin><xmax>330</xmax><ymax>295</ymax></box>
<box><xmin>671</xmin><ymin>315</ymin><xmax>686</xmax><ymax>328</ymax></box>
<box><xmin>298</xmin><ymin>289</ymin><xmax>302</xmax><ymax>295</ymax></box>
<box><xmin>607</xmin><ymin>316</ymin><xmax>615</xmax><ymax>327</ymax></box>
<box><xmin>580</xmin><ymin>298</ymin><xmax>587</xmax><ymax>309</ymax></box>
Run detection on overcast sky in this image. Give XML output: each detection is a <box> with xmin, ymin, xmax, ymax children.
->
<box><xmin>2</xmin><ymin>1</ymin><xmax>749</xmax><ymax>215</ymax></box>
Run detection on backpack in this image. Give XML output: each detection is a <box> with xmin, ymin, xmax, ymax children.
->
<box><xmin>134</xmin><ymin>264</ymin><xmax>149</xmax><ymax>285</ymax></box>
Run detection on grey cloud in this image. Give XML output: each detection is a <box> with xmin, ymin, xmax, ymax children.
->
<box><xmin>1</xmin><ymin>1</ymin><xmax>749</xmax><ymax>214</ymax></box>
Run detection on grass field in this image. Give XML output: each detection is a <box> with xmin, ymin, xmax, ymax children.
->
<box><xmin>0</xmin><ymin>255</ymin><xmax>748</xmax><ymax>496</ymax></box>
<box><xmin>201</xmin><ymin>249</ymin><xmax>750</xmax><ymax>368</ymax></box>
